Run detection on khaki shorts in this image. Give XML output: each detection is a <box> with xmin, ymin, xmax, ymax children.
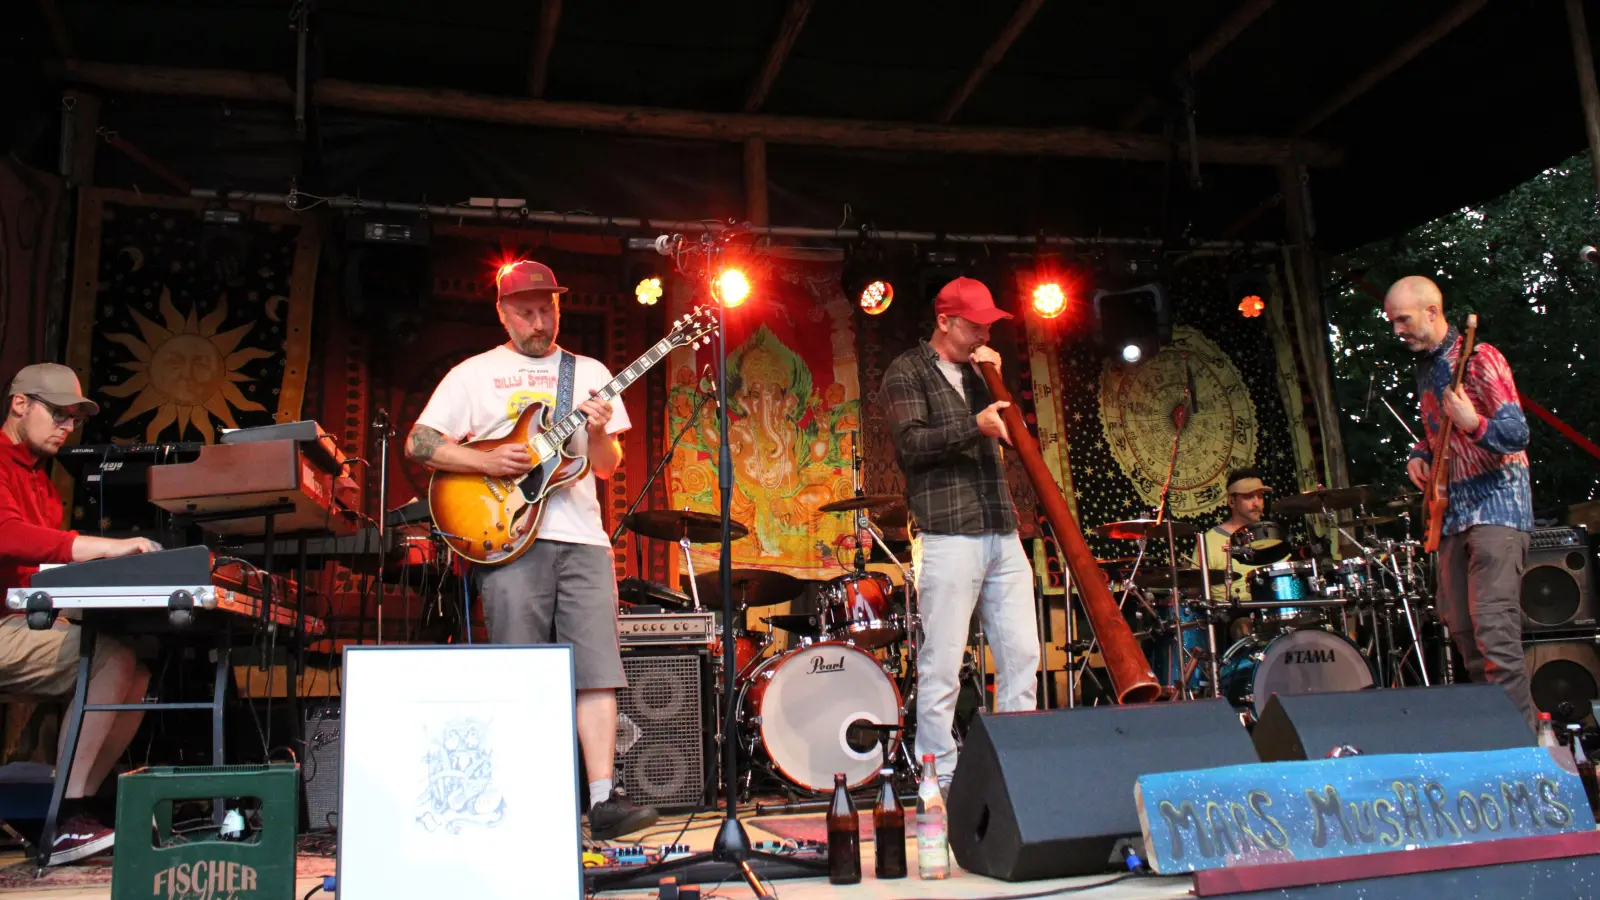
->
<box><xmin>0</xmin><ymin>616</ymin><xmax>124</xmax><ymax>699</ymax></box>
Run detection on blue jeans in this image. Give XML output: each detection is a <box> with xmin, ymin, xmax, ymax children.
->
<box><xmin>912</xmin><ymin>531</ymin><xmax>1040</xmax><ymax>783</ymax></box>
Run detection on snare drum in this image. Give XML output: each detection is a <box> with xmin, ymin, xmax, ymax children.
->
<box><xmin>1216</xmin><ymin>627</ymin><xmax>1374</xmax><ymax>713</ymax></box>
<box><xmin>739</xmin><ymin>641</ymin><xmax>902</xmax><ymax>792</ymax></box>
<box><xmin>821</xmin><ymin>571</ymin><xmax>901</xmax><ymax>649</ymax></box>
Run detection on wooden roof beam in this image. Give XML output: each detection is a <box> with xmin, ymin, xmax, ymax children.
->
<box><xmin>1117</xmin><ymin>0</ymin><xmax>1276</xmax><ymax>130</ymax></box>
<box><xmin>526</xmin><ymin>0</ymin><xmax>562</xmax><ymax>97</ymax></box>
<box><xmin>60</xmin><ymin>61</ymin><xmax>1343</xmax><ymax>167</ymax></box>
<box><xmin>744</xmin><ymin>0</ymin><xmax>816</xmax><ymax>113</ymax></box>
<box><xmin>1292</xmin><ymin>0</ymin><xmax>1488</xmax><ymax>136</ymax></box>
<box><xmin>37</xmin><ymin>0</ymin><xmax>75</xmax><ymax>61</ymax></box>
<box><xmin>937</xmin><ymin>0</ymin><xmax>1049</xmax><ymax>124</ymax></box>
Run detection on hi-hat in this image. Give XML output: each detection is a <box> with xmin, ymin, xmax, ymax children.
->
<box><xmin>1095</xmin><ymin>519</ymin><xmax>1200</xmax><ymax>540</ymax></box>
<box><xmin>683</xmin><ymin>568</ymin><xmax>804</xmax><ymax>608</ymax></box>
<box><xmin>817</xmin><ymin>494</ymin><xmax>904</xmax><ymax>514</ymax></box>
<box><xmin>624</xmin><ymin>510</ymin><xmax>749</xmax><ymax>544</ymax></box>
<box><xmin>1274</xmin><ymin>485</ymin><xmax>1376</xmax><ymax>516</ymax></box>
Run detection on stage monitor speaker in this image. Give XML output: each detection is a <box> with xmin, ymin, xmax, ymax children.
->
<box><xmin>946</xmin><ymin>700</ymin><xmax>1256</xmax><ymax>881</ymax></box>
<box><xmin>1252</xmin><ymin>684</ymin><xmax>1533</xmax><ymax>763</ymax></box>
<box><xmin>614</xmin><ymin>647</ymin><xmax>713</xmax><ymax>813</ymax></box>
<box><xmin>1522</xmin><ymin>527</ymin><xmax>1595</xmax><ymax>633</ymax></box>
<box><xmin>1527</xmin><ymin>637</ymin><xmax>1600</xmax><ymax>725</ymax></box>
<box><xmin>302</xmin><ymin>705</ymin><xmax>342</xmax><ymax>830</ymax></box>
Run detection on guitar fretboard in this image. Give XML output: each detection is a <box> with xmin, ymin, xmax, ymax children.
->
<box><xmin>535</xmin><ymin>337</ymin><xmax>677</xmax><ymax>453</ymax></box>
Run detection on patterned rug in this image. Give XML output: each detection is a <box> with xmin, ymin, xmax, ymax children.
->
<box><xmin>754</xmin><ymin>810</ymin><xmax>917</xmax><ymax>845</ymax></box>
<box><xmin>0</xmin><ymin>854</ymin><xmax>334</xmax><ymax>890</ymax></box>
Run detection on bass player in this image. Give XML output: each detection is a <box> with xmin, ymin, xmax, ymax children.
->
<box><xmin>405</xmin><ymin>259</ymin><xmax>657</xmax><ymax>838</ymax></box>
<box><xmin>1383</xmin><ymin>275</ymin><xmax>1535</xmax><ymax>728</ymax></box>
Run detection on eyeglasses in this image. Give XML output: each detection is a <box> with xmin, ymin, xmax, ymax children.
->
<box><xmin>28</xmin><ymin>396</ymin><xmax>89</xmax><ymax>428</ymax></box>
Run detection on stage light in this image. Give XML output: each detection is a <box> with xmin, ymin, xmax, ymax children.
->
<box><xmin>714</xmin><ymin>268</ymin><xmax>750</xmax><ymax>307</ymax></box>
<box><xmin>1121</xmin><ymin>343</ymin><xmax>1143</xmax><ymax>363</ymax></box>
<box><xmin>1092</xmin><ymin>282</ymin><xmax>1170</xmax><ymax>366</ymax></box>
<box><xmin>1238</xmin><ymin>294</ymin><xmax>1264</xmax><ymax>318</ymax></box>
<box><xmin>1229</xmin><ymin>270</ymin><xmax>1273</xmax><ymax>319</ymax></box>
<box><xmin>1031</xmin><ymin>282</ymin><xmax>1067</xmax><ymax>319</ymax></box>
<box><xmin>635</xmin><ymin>276</ymin><xmax>663</xmax><ymax>306</ymax></box>
<box><xmin>859</xmin><ymin>279</ymin><xmax>894</xmax><ymax>315</ymax></box>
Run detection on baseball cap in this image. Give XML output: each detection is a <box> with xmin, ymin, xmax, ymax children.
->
<box><xmin>496</xmin><ymin>260</ymin><xmax>569</xmax><ymax>299</ymax></box>
<box><xmin>8</xmin><ymin>363</ymin><xmax>99</xmax><ymax>416</ymax></box>
<box><xmin>934</xmin><ymin>277</ymin><xmax>1013</xmax><ymax>325</ymax></box>
<box><xmin>1226</xmin><ymin>475</ymin><xmax>1272</xmax><ymax>495</ymax></box>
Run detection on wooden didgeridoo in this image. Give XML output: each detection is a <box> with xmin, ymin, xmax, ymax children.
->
<box><xmin>976</xmin><ymin>360</ymin><xmax>1162</xmax><ymax>704</ymax></box>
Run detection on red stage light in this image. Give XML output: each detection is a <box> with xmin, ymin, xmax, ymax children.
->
<box><xmin>1239</xmin><ymin>294</ymin><xmax>1265</xmax><ymax>318</ymax></box>
<box><xmin>1031</xmin><ymin>282</ymin><xmax>1067</xmax><ymax>319</ymax></box>
<box><xmin>714</xmin><ymin>269</ymin><xmax>751</xmax><ymax>307</ymax></box>
<box><xmin>859</xmin><ymin>280</ymin><xmax>893</xmax><ymax>315</ymax></box>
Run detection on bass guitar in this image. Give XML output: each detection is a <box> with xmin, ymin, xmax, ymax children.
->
<box><xmin>430</xmin><ymin>306</ymin><xmax>719</xmax><ymax>565</ymax></box>
<box><xmin>1423</xmin><ymin>313</ymin><xmax>1478</xmax><ymax>553</ymax></box>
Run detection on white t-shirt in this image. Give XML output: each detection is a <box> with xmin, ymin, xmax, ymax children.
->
<box><xmin>415</xmin><ymin>344</ymin><xmax>630</xmax><ymax>548</ymax></box>
<box><xmin>935</xmin><ymin>358</ymin><xmax>966</xmax><ymax>395</ymax></box>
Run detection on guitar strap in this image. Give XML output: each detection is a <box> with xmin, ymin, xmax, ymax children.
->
<box><xmin>555</xmin><ymin>348</ymin><xmax>577</xmax><ymax>421</ymax></box>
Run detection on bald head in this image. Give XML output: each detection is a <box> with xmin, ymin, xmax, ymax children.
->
<box><xmin>1383</xmin><ymin>275</ymin><xmax>1448</xmax><ymax>352</ymax></box>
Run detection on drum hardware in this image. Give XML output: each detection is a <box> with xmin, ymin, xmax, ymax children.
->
<box><xmin>621</xmin><ymin>509</ymin><xmax>753</xmax><ymax>612</ymax></box>
<box><xmin>1231</xmin><ymin>521</ymin><xmax>1292</xmax><ymax>566</ymax></box>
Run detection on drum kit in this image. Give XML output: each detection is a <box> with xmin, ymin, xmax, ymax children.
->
<box><xmin>619</xmin><ymin>491</ymin><xmax>934</xmax><ymax>798</ymax></box>
<box><xmin>1095</xmin><ymin>483</ymin><xmax>1445</xmax><ymax>718</ymax></box>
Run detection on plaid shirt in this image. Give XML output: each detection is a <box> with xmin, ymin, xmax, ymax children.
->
<box><xmin>880</xmin><ymin>340</ymin><xmax>1017</xmax><ymax>535</ymax></box>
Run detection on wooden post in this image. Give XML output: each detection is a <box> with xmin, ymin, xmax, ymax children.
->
<box><xmin>743</xmin><ymin>137</ymin><xmax>769</xmax><ymax>226</ymax></box>
<box><xmin>526</xmin><ymin>0</ymin><xmax>562</xmax><ymax>97</ymax></box>
<box><xmin>1565</xmin><ymin>0</ymin><xmax>1600</xmax><ymax>207</ymax></box>
<box><xmin>1277</xmin><ymin>162</ymin><xmax>1349</xmax><ymax>490</ymax></box>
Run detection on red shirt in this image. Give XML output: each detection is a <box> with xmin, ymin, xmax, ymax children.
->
<box><xmin>0</xmin><ymin>432</ymin><xmax>78</xmax><ymax>591</ymax></box>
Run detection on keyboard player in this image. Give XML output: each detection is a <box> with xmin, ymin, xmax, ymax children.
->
<box><xmin>1</xmin><ymin>364</ymin><xmax>159</xmax><ymax>864</ymax></box>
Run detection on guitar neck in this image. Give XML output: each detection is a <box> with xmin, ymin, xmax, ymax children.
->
<box><xmin>1429</xmin><ymin>318</ymin><xmax>1479</xmax><ymax>492</ymax></box>
<box><xmin>542</xmin><ymin>336</ymin><xmax>678</xmax><ymax>444</ymax></box>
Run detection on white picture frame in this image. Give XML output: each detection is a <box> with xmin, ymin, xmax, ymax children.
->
<box><xmin>336</xmin><ymin>645</ymin><xmax>583</xmax><ymax>900</ymax></box>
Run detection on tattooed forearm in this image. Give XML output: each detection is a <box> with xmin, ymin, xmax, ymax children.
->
<box><xmin>406</xmin><ymin>425</ymin><xmax>446</xmax><ymax>463</ymax></box>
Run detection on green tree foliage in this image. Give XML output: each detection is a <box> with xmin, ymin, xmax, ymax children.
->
<box><xmin>1325</xmin><ymin>154</ymin><xmax>1600</xmax><ymax>519</ymax></box>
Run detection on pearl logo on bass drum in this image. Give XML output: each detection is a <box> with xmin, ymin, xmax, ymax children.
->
<box><xmin>809</xmin><ymin>656</ymin><xmax>846</xmax><ymax>674</ymax></box>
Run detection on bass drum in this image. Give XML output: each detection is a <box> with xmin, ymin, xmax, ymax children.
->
<box><xmin>740</xmin><ymin>641</ymin><xmax>902</xmax><ymax>793</ymax></box>
<box><xmin>1217</xmin><ymin>628</ymin><xmax>1374</xmax><ymax>714</ymax></box>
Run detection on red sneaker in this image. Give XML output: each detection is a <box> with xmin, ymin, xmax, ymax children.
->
<box><xmin>48</xmin><ymin>815</ymin><xmax>115</xmax><ymax>865</ymax></box>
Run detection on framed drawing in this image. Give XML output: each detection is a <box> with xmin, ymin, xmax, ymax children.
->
<box><xmin>337</xmin><ymin>645</ymin><xmax>583</xmax><ymax>900</ymax></box>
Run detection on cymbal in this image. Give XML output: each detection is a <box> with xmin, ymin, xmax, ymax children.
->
<box><xmin>1130</xmin><ymin>568</ymin><xmax>1231</xmax><ymax>591</ymax></box>
<box><xmin>1384</xmin><ymin>493</ymin><xmax>1422</xmax><ymax>510</ymax></box>
<box><xmin>682</xmin><ymin>568</ymin><xmax>804</xmax><ymax>608</ymax></box>
<box><xmin>1274</xmin><ymin>485</ymin><xmax>1376</xmax><ymax>516</ymax></box>
<box><xmin>1349</xmin><ymin>515</ymin><xmax>1397</xmax><ymax>528</ymax></box>
<box><xmin>624</xmin><ymin>510</ymin><xmax>749</xmax><ymax>544</ymax></box>
<box><xmin>817</xmin><ymin>493</ymin><xmax>903</xmax><ymax>514</ymax></box>
<box><xmin>1095</xmin><ymin>519</ymin><xmax>1200</xmax><ymax>541</ymax></box>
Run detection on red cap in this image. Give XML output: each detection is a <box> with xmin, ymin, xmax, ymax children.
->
<box><xmin>496</xmin><ymin>260</ymin><xmax>569</xmax><ymax>299</ymax></box>
<box><xmin>934</xmin><ymin>277</ymin><xmax>1012</xmax><ymax>325</ymax></box>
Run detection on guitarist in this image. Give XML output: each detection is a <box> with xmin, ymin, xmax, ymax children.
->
<box><xmin>1384</xmin><ymin>275</ymin><xmax>1534</xmax><ymax>728</ymax></box>
<box><xmin>405</xmin><ymin>259</ymin><xmax>658</xmax><ymax>839</ymax></box>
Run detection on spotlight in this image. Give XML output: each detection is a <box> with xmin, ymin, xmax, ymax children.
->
<box><xmin>1092</xmin><ymin>282</ymin><xmax>1170</xmax><ymax>366</ymax></box>
<box><xmin>859</xmin><ymin>280</ymin><xmax>894</xmax><ymax>315</ymax></box>
<box><xmin>1031</xmin><ymin>282</ymin><xmax>1067</xmax><ymax>319</ymax></box>
<box><xmin>714</xmin><ymin>268</ymin><xmax>750</xmax><ymax>307</ymax></box>
<box><xmin>635</xmin><ymin>276</ymin><xmax>663</xmax><ymax>306</ymax></box>
<box><xmin>1229</xmin><ymin>270</ymin><xmax>1273</xmax><ymax>319</ymax></box>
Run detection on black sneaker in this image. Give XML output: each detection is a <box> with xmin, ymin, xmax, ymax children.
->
<box><xmin>588</xmin><ymin>788</ymin><xmax>659</xmax><ymax>840</ymax></box>
<box><xmin>48</xmin><ymin>815</ymin><xmax>115</xmax><ymax>865</ymax></box>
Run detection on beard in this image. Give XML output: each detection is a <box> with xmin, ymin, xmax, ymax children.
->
<box><xmin>510</xmin><ymin>332</ymin><xmax>555</xmax><ymax>357</ymax></box>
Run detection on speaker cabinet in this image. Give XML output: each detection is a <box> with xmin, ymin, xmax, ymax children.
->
<box><xmin>613</xmin><ymin>647</ymin><xmax>713</xmax><ymax>812</ymax></box>
<box><xmin>1252</xmin><ymin>684</ymin><xmax>1533</xmax><ymax>762</ymax></box>
<box><xmin>946</xmin><ymin>701</ymin><xmax>1256</xmax><ymax>881</ymax></box>
<box><xmin>302</xmin><ymin>705</ymin><xmax>342</xmax><ymax>830</ymax></box>
<box><xmin>1522</xmin><ymin>527</ymin><xmax>1595</xmax><ymax>633</ymax></box>
<box><xmin>1527</xmin><ymin>637</ymin><xmax>1600</xmax><ymax>725</ymax></box>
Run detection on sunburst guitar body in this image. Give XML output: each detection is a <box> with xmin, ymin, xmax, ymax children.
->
<box><xmin>428</xmin><ymin>306</ymin><xmax>719</xmax><ymax>566</ymax></box>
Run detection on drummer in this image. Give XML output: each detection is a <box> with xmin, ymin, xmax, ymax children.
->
<box><xmin>1199</xmin><ymin>468</ymin><xmax>1274</xmax><ymax>603</ymax></box>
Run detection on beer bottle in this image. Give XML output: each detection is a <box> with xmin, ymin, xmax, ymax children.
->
<box><xmin>873</xmin><ymin>767</ymin><xmax>907</xmax><ymax>879</ymax></box>
<box><xmin>827</xmin><ymin>772</ymin><xmax>862</xmax><ymax>885</ymax></box>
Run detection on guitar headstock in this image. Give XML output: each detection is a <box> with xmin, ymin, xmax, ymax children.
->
<box><xmin>666</xmin><ymin>306</ymin><xmax>720</xmax><ymax>350</ymax></box>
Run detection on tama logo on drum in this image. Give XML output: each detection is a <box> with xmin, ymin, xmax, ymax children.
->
<box><xmin>1283</xmin><ymin>648</ymin><xmax>1338</xmax><ymax>665</ymax></box>
<box><xmin>809</xmin><ymin>656</ymin><xmax>847</xmax><ymax>674</ymax></box>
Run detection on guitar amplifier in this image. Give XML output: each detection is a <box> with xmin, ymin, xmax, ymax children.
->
<box><xmin>613</xmin><ymin>646</ymin><xmax>714</xmax><ymax>813</ymax></box>
<box><xmin>302</xmin><ymin>705</ymin><xmax>342</xmax><ymax>830</ymax></box>
<box><xmin>1522</xmin><ymin>526</ymin><xmax>1595</xmax><ymax>633</ymax></box>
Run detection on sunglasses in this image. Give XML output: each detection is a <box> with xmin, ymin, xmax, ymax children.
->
<box><xmin>28</xmin><ymin>395</ymin><xmax>89</xmax><ymax>427</ymax></box>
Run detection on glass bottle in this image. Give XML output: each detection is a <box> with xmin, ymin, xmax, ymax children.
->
<box><xmin>873</xmin><ymin>767</ymin><xmax>907</xmax><ymax>879</ymax></box>
<box><xmin>916</xmin><ymin>754</ymin><xmax>949</xmax><ymax>880</ymax></box>
<box><xmin>827</xmin><ymin>772</ymin><xmax>862</xmax><ymax>885</ymax></box>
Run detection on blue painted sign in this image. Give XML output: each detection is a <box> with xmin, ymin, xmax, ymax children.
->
<box><xmin>1135</xmin><ymin>748</ymin><xmax>1594</xmax><ymax>874</ymax></box>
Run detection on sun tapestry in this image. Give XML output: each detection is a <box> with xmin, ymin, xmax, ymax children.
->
<box><xmin>665</xmin><ymin>257</ymin><xmax>866</xmax><ymax>581</ymax></box>
<box><xmin>64</xmin><ymin>189</ymin><xmax>318</xmax><ymax>448</ymax></box>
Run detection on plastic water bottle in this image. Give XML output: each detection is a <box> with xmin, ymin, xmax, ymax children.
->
<box><xmin>1567</xmin><ymin>724</ymin><xmax>1600</xmax><ymax>823</ymax></box>
<box><xmin>916</xmin><ymin>754</ymin><xmax>949</xmax><ymax>880</ymax></box>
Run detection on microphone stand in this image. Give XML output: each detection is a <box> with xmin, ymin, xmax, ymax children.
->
<box><xmin>371</xmin><ymin>408</ymin><xmax>394</xmax><ymax>645</ymax></box>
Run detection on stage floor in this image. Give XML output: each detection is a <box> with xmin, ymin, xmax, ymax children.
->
<box><xmin>0</xmin><ymin>811</ymin><xmax>1193</xmax><ymax>899</ymax></box>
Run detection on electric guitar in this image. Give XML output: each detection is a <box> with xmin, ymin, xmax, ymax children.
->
<box><xmin>429</xmin><ymin>306</ymin><xmax>719</xmax><ymax>566</ymax></box>
<box><xmin>1423</xmin><ymin>313</ymin><xmax>1477</xmax><ymax>554</ymax></box>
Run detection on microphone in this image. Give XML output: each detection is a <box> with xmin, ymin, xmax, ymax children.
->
<box><xmin>1582</xmin><ymin>246</ymin><xmax>1600</xmax><ymax>265</ymax></box>
<box><xmin>653</xmin><ymin>234</ymin><xmax>683</xmax><ymax>256</ymax></box>
<box><xmin>372</xmin><ymin>408</ymin><xmax>391</xmax><ymax>430</ymax></box>
<box><xmin>698</xmin><ymin>364</ymin><xmax>715</xmax><ymax>395</ymax></box>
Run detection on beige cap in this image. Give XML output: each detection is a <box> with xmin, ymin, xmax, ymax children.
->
<box><xmin>1226</xmin><ymin>475</ymin><xmax>1271</xmax><ymax>495</ymax></box>
<box><xmin>8</xmin><ymin>363</ymin><xmax>99</xmax><ymax>416</ymax></box>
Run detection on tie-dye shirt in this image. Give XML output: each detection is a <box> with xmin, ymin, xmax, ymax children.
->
<box><xmin>1407</xmin><ymin>325</ymin><xmax>1532</xmax><ymax>535</ymax></box>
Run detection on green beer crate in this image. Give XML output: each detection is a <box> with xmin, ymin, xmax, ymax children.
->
<box><xmin>112</xmin><ymin>764</ymin><xmax>299</xmax><ymax>900</ymax></box>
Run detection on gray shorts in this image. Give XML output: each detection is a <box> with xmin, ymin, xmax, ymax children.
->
<box><xmin>476</xmin><ymin>540</ymin><xmax>626</xmax><ymax>690</ymax></box>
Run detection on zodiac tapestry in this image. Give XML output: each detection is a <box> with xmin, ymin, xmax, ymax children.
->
<box><xmin>665</xmin><ymin>256</ymin><xmax>866</xmax><ymax>580</ymax></box>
